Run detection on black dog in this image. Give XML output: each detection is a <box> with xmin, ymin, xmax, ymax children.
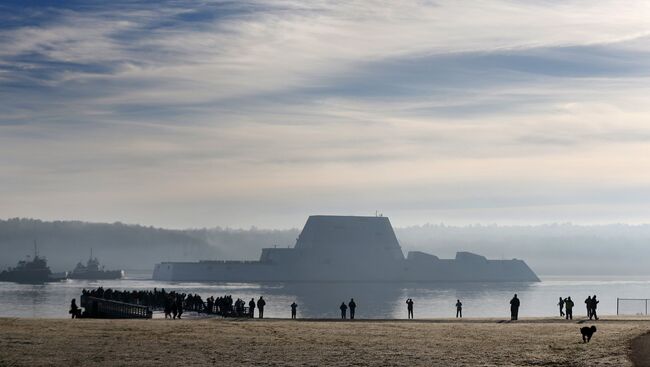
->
<box><xmin>580</xmin><ymin>326</ymin><xmax>597</xmax><ymax>343</ymax></box>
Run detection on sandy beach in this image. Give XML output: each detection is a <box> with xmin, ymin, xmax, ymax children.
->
<box><xmin>1</xmin><ymin>317</ymin><xmax>649</xmax><ymax>366</ymax></box>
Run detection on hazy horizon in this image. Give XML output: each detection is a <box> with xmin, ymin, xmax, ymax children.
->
<box><xmin>8</xmin><ymin>215</ymin><xmax>650</xmax><ymax>231</ymax></box>
<box><xmin>4</xmin><ymin>217</ymin><xmax>650</xmax><ymax>276</ymax></box>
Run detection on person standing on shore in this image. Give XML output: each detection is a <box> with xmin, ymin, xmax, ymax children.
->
<box><xmin>348</xmin><ymin>298</ymin><xmax>357</xmax><ymax>320</ymax></box>
<box><xmin>69</xmin><ymin>299</ymin><xmax>79</xmax><ymax>319</ymax></box>
<box><xmin>406</xmin><ymin>298</ymin><xmax>414</xmax><ymax>319</ymax></box>
<box><xmin>558</xmin><ymin>297</ymin><xmax>565</xmax><ymax>317</ymax></box>
<box><xmin>340</xmin><ymin>302</ymin><xmax>348</xmax><ymax>319</ymax></box>
<box><xmin>590</xmin><ymin>295</ymin><xmax>599</xmax><ymax>320</ymax></box>
<box><xmin>164</xmin><ymin>298</ymin><xmax>172</xmax><ymax>319</ymax></box>
<box><xmin>176</xmin><ymin>298</ymin><xmax>183</xmax><ymax>319</ymax></box>
<box><xmin>290</xmin><ymin>302</ymin><xmax>297</xmax><ymax>319</ymax></box>
<box><xmin>257</xmin><ymin>297</ymin><xmax>266</xmax><ymax>319</ymax></box>
<box><xmin>585</xmin><ymin>296</ymin><xmax>592</xmax><ymax>319</ymax></box>
<box><xmin>510</xmin><ymin>294</ymin><xmax>520</xmax><ymax>320</ymax></box>
<box><xmin>564</xmin><ymin>297</ymin><xmax>574</xmax><ymax>320</ymax></box>
<box><xmin>171</xmin><ymin>299</ymin><xmax>178</xmax><ymax>319</ymax></box>
<box><xmin>248</xmin><ymin>298</ymin><xmax>256</xmax><ymax>318</ymax></box>
<box><xmin>456</xmin><ymin>300</ymin><xmax>463</xmax><ymax>318</ymax></box>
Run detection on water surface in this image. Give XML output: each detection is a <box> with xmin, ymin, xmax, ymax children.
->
<box><xmin>1</xmin><ymin>273</ymin><xmax>649</xmax><ymax>319</ymax></box>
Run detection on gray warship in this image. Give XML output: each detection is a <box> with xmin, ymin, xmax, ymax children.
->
<box><xmin>0</xmin><ymin>242</ymin><xmax>63</xmax><ymax>283</ymax></box>
<box><xmin>153</xmin><ymin>215</ymin><xmax>540</xmax><ymax>282</ymax></box>
<box><xmin>69</xmin><ymin>250</ymin><xmax>124</xmax><ymax>280</ymax></box>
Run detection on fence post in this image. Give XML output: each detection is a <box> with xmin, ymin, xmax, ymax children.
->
<box><xmin>616</xmin><ymin>298</ymin><xmax>619</xmax><ymax>316</ymax></box>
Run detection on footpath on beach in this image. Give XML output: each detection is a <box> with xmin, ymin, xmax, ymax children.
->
<box><xmin>1</xmin><ymin>316</ymin><xmax>649</xmax><ymax>366</ymax></box>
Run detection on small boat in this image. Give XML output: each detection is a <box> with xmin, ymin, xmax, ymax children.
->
<box><xmin>0</xmin><ymin>241</ymin><xmax>58</xmax><ymax>283</ymax></box>
<box><xmin>69</xmin><ymin>250</ymin><xmax>124</xmax><ymax>280</ymax></box>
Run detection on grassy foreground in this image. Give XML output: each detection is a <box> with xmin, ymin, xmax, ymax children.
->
<box><xmin>1</xmin><ymin>317</ymin><xmax>649</xmax><ymax>366</ymax></box>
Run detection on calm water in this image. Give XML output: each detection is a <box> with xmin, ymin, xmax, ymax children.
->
<box><xmin>1</xmin><ymin>272</ymin><xmax>649</xmax><ymax>319</ymax></box>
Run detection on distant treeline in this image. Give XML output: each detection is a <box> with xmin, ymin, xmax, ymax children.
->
<box><xmin>2</xmin><ymin>218</ymin><xmax>650</xmax><ymax>275</ymax></box>
<box><xmin>0</xmin><ymin>218</ymin><xmax>218</xmax><ymax>272</ymax></box>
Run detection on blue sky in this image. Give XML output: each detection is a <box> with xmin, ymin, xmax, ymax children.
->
<box><xmin>3</xmin><ymin>0</ymin><xmax>650</xmax><ymax>228</ymax></box>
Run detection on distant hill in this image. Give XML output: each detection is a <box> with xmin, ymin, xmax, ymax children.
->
<box><xmin>0</xmin><ymin>218</ymin><xmax>219</xmax><ymax>272</ymax></box>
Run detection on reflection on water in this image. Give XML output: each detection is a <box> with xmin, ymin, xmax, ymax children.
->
<box><xmin>270</xmin><ymin>282</ymin><xmax>405</xmax><ymax>319</ymax></box>
<box><xmin>1</xmin><ymin>273</ymin><xmax>650</xmax><ymax>318</ymax></box>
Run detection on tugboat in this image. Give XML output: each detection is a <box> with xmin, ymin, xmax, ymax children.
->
<box><xmin>69</xmin><ymin>250</ymin><xmax>124</xmax><ymax>280</ymax></box>
<box><xmin>0</xmin><ymin>241</ymin><xmax>55</xmax><ymax>283</ymax></box>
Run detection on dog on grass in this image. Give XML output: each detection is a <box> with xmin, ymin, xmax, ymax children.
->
<box><xmin>580</xmin><ymin>326</ymin><xmax>597</xmax><ymax>343</ymax></box>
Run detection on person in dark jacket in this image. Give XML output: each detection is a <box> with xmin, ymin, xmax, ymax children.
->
<box><xmin>69</xmin><ymin>299</ymin><xmax>79</xmax><ymax>319</ymax></box>
<box><xmin>564</xmin><ymin>297</ymin><xmax>574</xmax><ymax>320</ymax></box>
<box><xmin>456</xmin><ymin>300</ymin><xmax>463</xmax><ymax>318</ymax></box>
<box><xmin>164</xmin><ymin>298</ymin><xmax>172</xmax><ymax>319</ymax></box>
<box><xmin>171</xmin><ymin>299</ymin><xmax>178</xmax><ymax>319</ymax></box>
<box><xmin>257</xmin><ymin>297</ymin><xmax>266</xmax><ymax>319</ymax></box>
<box><xmin>340</xmin><ymin>302</ymin><xmax>348</xmax><ymax>319</ymax></box>
<box><xmin>510</xmin><ymin>294</ymin><xmax>520</xmax><ymax>320</ymax></box>
<box><xmin>585</xmin><ymin>296</ymin><xmax>592</xmax><ymax>319</ymax></box>
<box><xmin>290</xmin><ymin>302</ymin><xmax>298</xmax><ymax>319</ymax></box>
<box><xmin>177</xmin><ymin>299</ymin><xmax>184</xmax><ymax>319</ymax></box>
<box><xmin>558</xmin><ymin>297</ymin><xmax>565</xmax><ymax>317</ymax></box>
<box><xmin>348</xmin><ymin>299</ymin><xmax>356</xmax><ymax>319</ymax></box>
<box><xmin>406</xmin><ymin>298</ymin><xmax>414</xmax><ymax>319</ymax></box>
<box><xmin>590</xmin><ymin>295</ymin><xmax>599</xmax><ymax>320</ymax></box>
<box><xmin>249</xmin><ymin>298</ymin><xmax>256</xmax><ymax>318</ymax></box>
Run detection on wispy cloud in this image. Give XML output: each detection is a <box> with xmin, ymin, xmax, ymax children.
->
<box><xmin>3</xmin><ymin>0</ymin><xmax>650</xmax><ymax>227</ymax></box>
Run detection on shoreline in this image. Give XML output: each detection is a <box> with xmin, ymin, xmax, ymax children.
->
<box><xmin>5</xmin><ymin>315</ymin><xmax>650</xmax><ymax>322</ymax></box>
<box><xmin>1</xmin><ymin>317</ymin><xmax>649</xmax><ymax>366</ymax></box>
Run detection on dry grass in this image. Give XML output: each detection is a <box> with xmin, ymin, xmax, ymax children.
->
<box><xmin>0</xmin><ymin>317</ymin><xmax>648</xmax><ymax>366</ymax></box>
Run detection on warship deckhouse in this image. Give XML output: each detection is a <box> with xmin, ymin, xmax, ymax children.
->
<box><xmin>153</xmin><ymin>215</ymin><xmax>540</xmax><ymax>282</ymax></box>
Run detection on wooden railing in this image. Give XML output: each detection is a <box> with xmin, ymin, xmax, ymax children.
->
<box><xmin>81</xmin><ymin>295</ymin><xmax>152</xmax><ymax>319</ymax></box>
<box><xmin>203</xmin><ymin>304</ymin><xmax>252</xmax><ymax>318</ymax></box>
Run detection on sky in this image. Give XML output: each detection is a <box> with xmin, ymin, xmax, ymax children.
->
<box><xmin>2</xmin><ymin>0</ymin><xmax>650</xmax><ymax>229</ymax></box>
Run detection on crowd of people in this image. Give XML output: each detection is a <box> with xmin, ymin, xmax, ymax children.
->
<box><xmin>558</xmin><ymin>295</ymin><xmax>599</xmax><ymax>320</ymax></box>
<box><xmin>79</xmin><ymin>287</ymin><xmax>271</xmax><ymax>319</ymax></box>
<box><xmin>81</xmin><ymin>287</ymin><xmax>204</xmax><ymax>319</ymax></box>
<box><xmin>204</xmin><ymin>296</ymin><xmax>267</xmax><ymax>318</ymax></box>
<box><xmin>557</xmin><ymin>294</ymin><xmax>600</xmax><ymax>320</ymax></box>
<box><xmin>74</xmin><ymin>287</ymin><xmax>603</xmax><ymax>321</ymax></box>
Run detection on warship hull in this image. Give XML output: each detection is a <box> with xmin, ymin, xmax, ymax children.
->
<box><xmin>69</xmin><ymin>270</ymin><xmax>124</xmax><ymax>280</ymax></box>
<box><xmin>0</xmin><ymin>269</ymin><xmax>53</xmax><ymax>283</ymax></box>
<box><xmin>153</xmin><ymin>258</ymin><xmax>539</xmax><ymax>282</ymax></box>
<box><xmin>153</xmin><ymin>216</ymin><xmax>540</xmax><ymax>283</ymax></box>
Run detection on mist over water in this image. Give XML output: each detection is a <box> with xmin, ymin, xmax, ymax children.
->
<box><xmin>2</xmin><ymin>273</ymin><xmax>649</xmax><ymax>319</ymax></box>
<box><xmin>6</xmin><ymin>219</ymin><xmax>650</xmax><ymax>276</ymax></box>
